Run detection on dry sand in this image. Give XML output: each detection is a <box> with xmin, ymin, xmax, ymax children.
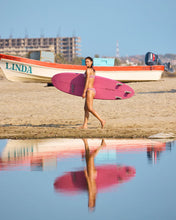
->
<box><xmin>0</xmin><ymin>75</ymin><xmax>175</xmax><ymax>139</ymax></box>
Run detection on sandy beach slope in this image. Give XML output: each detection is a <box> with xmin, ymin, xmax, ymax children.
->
<box><xmin>0</xmin><ymin>75</ymin><xmax>175</xmax><ymax>139</ymax></box>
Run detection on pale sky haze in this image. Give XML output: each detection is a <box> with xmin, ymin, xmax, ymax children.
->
<box><xmin>0</xmin><ymin>0</ymin><xmax>175</xmax><ymax>57</ymax></box>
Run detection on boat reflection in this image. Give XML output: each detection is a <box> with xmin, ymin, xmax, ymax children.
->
<box><xmin>0</xmin><ymin>138</ymin><xmax>166</xmax><ymax>171</ymax></box>
<box><xmin>54</xmin><ymin>139</ymin><xmax>136</xmax><ymax>210</ymax></box>
<box><xmin>147</xmin><ymin>144</ymin><xmax>166</xmax><ymax>164</ymax></box>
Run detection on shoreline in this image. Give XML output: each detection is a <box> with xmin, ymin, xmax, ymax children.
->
<box><xmin>0</xmin><ymin>124</ymin><xmax>175</xmax><ymax>140</ymax></box>
<box><xmin>0</xmin><ymin>77</ymin><xmax>175</xmax><ymax>140</ymax></box>
<box><xmin>0</xmin><ymin>121</ymin><xmax>175</xmax><ymax>139</ymax></box>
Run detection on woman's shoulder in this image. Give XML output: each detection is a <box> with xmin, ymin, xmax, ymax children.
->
<box><xmin>86</xmin><ymin>68</ymin><xmax>95</xmax><ymax>74</ymax></box>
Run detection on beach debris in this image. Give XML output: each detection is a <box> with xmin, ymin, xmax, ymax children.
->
<box><xmin>148</xmin><ymin>133</ymin><xmax>175</xmax><ymax>139</ymax></box>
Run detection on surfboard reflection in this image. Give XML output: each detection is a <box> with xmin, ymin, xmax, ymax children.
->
<box><xmin>0</xmin><ymin>138</ymin><xmax>166</xmax><ymax>171</ymax></box>
<box><xmin>54</xmin><ymin>139</ymin><xmax>136</xmax><ymax>210</ymax></box>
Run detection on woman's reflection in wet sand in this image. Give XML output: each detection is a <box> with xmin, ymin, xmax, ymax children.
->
<box><xmin>82</xmin><ymin>139</ymin><xmax>106</xmax><ymax>211</ymax></box>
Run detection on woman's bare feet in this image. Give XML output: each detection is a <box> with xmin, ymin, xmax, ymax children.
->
<box><xmin>101</xmin><ymin>120</ymin><xmax>106</xmax><ymax>129</ymax></box>
<box><xmin>78</xmin><ymin>125</ymin><xmax>87</xmax><ymax>129</ymax></box>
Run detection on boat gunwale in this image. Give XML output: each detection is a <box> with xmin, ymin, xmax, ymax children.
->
<box><xmin>0</xmin><ymin>53</ymin><xmax>165</xmax><ymax>72</ymax></box>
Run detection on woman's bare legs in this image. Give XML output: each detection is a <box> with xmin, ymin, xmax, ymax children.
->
<box><xmin>81</xmin><ymin>91</ymin><xmax>105</xmax><ymax>129</ymax></box>
<box><xmin>83</xmin><ymin>138</ymin><xmax>106</xmax><ymax>209</ymax></box>
<box><xmin>81</xmin><ymin>102</ymin><xmax>89</xmax><ymax>129</ymax></box>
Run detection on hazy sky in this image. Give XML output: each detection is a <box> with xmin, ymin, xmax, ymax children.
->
<box><xmin>0</xmin><ymin>0</ymin><xmax>175</xmax><ymax>57</ymax></box>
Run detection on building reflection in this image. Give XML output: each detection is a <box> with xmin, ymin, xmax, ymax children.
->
<box><xmin>0</xmin><ymin>138</ymin><xmax>167</xmax><ymax>171</ymax></box>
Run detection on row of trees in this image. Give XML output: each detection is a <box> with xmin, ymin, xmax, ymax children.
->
<box><xmin>55</xmin><ymin>54</ymin><xmax>122</xmax><ymax>66</ymax></box>
<box><xmin>55</xmin><ymin>54</ymin><xmax>83</xmax><ymax>65</ymax></box>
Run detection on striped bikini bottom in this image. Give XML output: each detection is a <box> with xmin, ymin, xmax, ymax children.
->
<box><xmin>87</xmin><ymin>88</ymin><xmax>96</xmax><ymax>95</ymax></box>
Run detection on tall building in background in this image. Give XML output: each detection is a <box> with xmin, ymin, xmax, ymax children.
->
<box><xmin>116</xmin><ymin>40</ymin><xmax>119</xmax><ymax>58</ymax></box>
<box><xmin>0</xmin><ymin>36</ymin><xmax>81</xmax><ymax>62</ymax></box>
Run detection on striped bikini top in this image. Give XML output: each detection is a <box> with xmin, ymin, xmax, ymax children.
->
<box><xmin>84</xmin><ymin>73</ymin><xmax>95</xmax><ymax>78</ymax></box>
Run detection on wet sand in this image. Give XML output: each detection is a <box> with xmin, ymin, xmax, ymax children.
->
<box><xmin>0</xmin><ymin>75</ymin><xmax>175</xmax><ymax>139</ymax></box>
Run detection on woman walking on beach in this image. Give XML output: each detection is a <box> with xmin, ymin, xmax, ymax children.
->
<box><xmin>80</xmin><ymin>56</ymin><xmax>105</xmax><ymax>129</ymax></box>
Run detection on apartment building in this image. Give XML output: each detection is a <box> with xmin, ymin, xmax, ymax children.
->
<box><xmin>0</xmin><ymin>36</ymin><xmax>81</xmax><ymax>62</ymax></box>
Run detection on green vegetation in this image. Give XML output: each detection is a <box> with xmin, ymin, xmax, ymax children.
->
<box><xmin>71</xmin><ymin>56</ymin><xmax>84</xmax><ymax>65</ymax></box>
<box><xmin>114</xmin><ymin>58</ymin><xmax>121</xmax><ymax>66</ymax></box>
<box><xmin>55</xmin><ymin>54</ymin><xmax>67</xmax><ymax>64</ymax></box>
<box><xmin>55</xmin><ymin>54</ymin><xmax>84</xmax><ymax>65</ymax></box>
<box><xmin>94</xmin><ymin>54</ymin><xmax>100</xmax><ymax>58</ymax></box>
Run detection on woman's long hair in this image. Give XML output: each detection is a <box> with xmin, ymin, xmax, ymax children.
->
<box><xmin>85</xmin><ymin>56</ymin><xmax>95</xmax><ymax>72</ymax></box>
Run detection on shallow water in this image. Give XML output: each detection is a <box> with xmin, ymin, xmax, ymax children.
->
<box><xmin>0</xmin><ymin>138</ymin><xmax>176</xmax><ymax>220</ymax></box>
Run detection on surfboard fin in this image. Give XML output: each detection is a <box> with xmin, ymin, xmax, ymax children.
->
<box><xmin>125</xmin><ymin>91</ymin><xmax>131</xmax><ymax>94</ymax></box>
<box><xmin>116</xmin><ymin>83</ymin><xmax>123</xmax><ymax>86</ymax></box>
<box><xmin>115</xmin><ymin>96</ymin><xmax>122</xmax><ymax>100</ymax></box>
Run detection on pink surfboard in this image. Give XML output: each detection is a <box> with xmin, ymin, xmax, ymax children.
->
<box><xmin>52</xmin><ymin>73</ymin><xmax>134</xmax><ymax>100</ymax></box>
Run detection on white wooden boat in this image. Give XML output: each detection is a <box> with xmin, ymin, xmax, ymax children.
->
<box><xmin>0</xmin><ymin>53</ymin><xmax>164</xmax><ymax>83</ymax></box>
<box><xmin>0</xmin><ymin>139</ymin><xmax>165</xmax><ymax>167</ymax></box>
